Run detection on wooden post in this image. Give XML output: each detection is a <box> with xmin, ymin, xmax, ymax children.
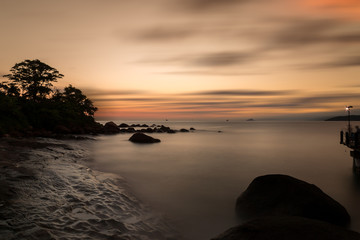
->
<box><xmin>340</xmin><ymin>131</ymin><xmax>344</xmax><ymax>144</ymax></box>
<box><xmin>355</xmin><ymin>132</ymin><xmax>359</xmax><ymax>149</ymax></box>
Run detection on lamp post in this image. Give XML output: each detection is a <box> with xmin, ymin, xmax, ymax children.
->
<box><xmin>346</xmin><ymin>106</ymin><xmax>353</xmax><ymax>133</ymax></box>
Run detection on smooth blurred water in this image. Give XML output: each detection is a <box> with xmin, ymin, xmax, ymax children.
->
<box><xmin>90</xmin><ymin>121</ymin><xmax>360</xmax><ymax>240</ymax></box>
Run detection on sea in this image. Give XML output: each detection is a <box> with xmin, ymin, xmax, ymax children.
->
<box><xmin>88</xmin><ymin>121</ymin><xmax>360</xmax><ymax>240</ymax></box>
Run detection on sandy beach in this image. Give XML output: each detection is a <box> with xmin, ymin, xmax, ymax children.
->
<box><xmin>0</xmin><ymin>137</ymin><xmax>179</xmax><ymax>240</ymax></box>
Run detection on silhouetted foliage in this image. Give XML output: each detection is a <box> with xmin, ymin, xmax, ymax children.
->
<box><xmin>0</xmin><ymin>93</ymin><xmax>27</xmax><ymax>135</ymax></box>
<box><xmin>0</xmin><ymin>59</ymin><xmax>99</xmax><ymax>136</ymax></box>
<box><xmin>62</xmin><ymin>85</ymin><xmax>97</xmax><ymax>117</ymax></box>
<box><xmin>3</xmin><ymin>59</ymin><xmax>63</xmax><ymax>101</ymax></box>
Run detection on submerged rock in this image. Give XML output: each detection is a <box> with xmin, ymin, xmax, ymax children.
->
<box><xmin>236</xmin><ymin>174</ymin><xmax>350</xmax><ymax>226</ymax></box>
<box><xmin>129</xmin><ymin>133</ymin><xmax>160</xmax><ymax>143</ymax></box>
<box><xmin>212</xmin><ymin>216</ymin><xmax>360</xmax><ymax>240</ymax></box>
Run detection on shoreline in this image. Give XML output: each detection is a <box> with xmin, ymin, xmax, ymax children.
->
<box><xmin>0</xmin><ymin>137</ymin><xmax>180</xmax><ymax>240</ymax></box>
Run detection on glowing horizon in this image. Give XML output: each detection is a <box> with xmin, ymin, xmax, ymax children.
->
<box><xmin>1</xmin><ymin>0</ymin><xmax>360</xmax><ymax>121</ymax></box>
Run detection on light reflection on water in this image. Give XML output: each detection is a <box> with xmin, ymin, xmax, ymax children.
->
<box><xmin>91</xmin><ymin>121</ymin><xmax>360</xmax><ymax>240</ymax></box>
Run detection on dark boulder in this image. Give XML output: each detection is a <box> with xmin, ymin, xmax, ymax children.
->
<box><xmin>190</xmin><ymin>127</ymin><xmax>195</xmax><ymax>131</ymax></box>
<box><xmin>160</xmin><ymin>125</ymin><xmax>170</xmax><ymax>132</ymax></box>
<box><xmin>126</xmin><ymin>127</ymin><xmax>136</xmax><ymax>133</ymax></box>
<box><xmin>180</xmin><ymin>128</ymin><xmax>189</xmax><ymax>132</ymax></box>
<box><xmin>119</xmin><ymin>123</ymin><xmax>129</xmax><ymax>128</ymax></box>
<box><xmin>145</xmin><ymin>128</ymin><xmax>154</xmax><ymax>133</ymax></box>
<box><xmin>129</xmin><ymin>133</ymin><xmax>160</xmax><ymax>143</ymax></box>
<box><xmin>212</xmin><ymin>216</ymin><xmax>360</xmax><ymax>240</ymax></box>
<box><xmin>104</xmin><ymin>121</ymin><xmax>120</xmax><ymax>134</ymax></box>
<box><xmin>236</xmin><ymin>174</ymin><xmax>350</xmax><ymax>226</ymax></box>
<box><xmin>167</xmin><ymin>129</ymin><xmax>176</xmax><ymax>134</ymax></box>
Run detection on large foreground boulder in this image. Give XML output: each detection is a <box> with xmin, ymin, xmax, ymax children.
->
<box><xmin>129</xmin><ymin>133</ymin><xmax>160</xmax><ymax>143</ymax></box>
<box><xmin>236</xmin><ymin>174</ymin><xmax>350</xmax><ymax>226</ymax></box>
<box><xmin>212</xmin><ymin>216</ymin><xmax>360</xmax><ymax>240</ymax></box>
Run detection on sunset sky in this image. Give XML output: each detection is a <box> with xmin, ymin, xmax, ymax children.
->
<box><xmin>1</xmin><ymin>0</ymin><xmax>360</xmax><ymax>120</ymax></box>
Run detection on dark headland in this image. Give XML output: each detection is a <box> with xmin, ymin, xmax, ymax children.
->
<box><xmin>326</xmin><ymin>115</ymin><xmax>360</xmax><ymax>121</ymax></box>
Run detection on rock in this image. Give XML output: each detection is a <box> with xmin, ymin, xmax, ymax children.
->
<box><xmin>167</xmin><ymin>129</ymin><xmax>176</xmax><ymax>134</ymax></box>
<box><xmin>160</xmin><ymin>125</ymin><xmax>171</xmax><ymax>132</ymax></box>
<box><xmin>190</xmin><ymin>127</ymin><xmax>195</xmax><ymax>131</ymax></box>
<box><xmin>125</xmin><ymin>127</ymin><xmax>136</xmax><ymax>133</ymax></box>
<box><xmin>212</xmin><ymin>216</ymin><xmax>360</xmax><ymax>240</ymax></box>
<box><xmin>180</xmin><ymin>128</ymin><xmax>189</xmax><ymax>132</ymax></box>
<box><xmin>236</xmin><ymin>174</ymin><xmax>350</xmax><ymax>226</ymax></box>
<box><xmin>129</xmin><ymin>133</ymin><xmax>160</xmax><ymax>143</ymax></box>
<box><xmin>119</xmin><ymin>123</ymin><xmax>129</xmax><ymax>128</ymax></box>
<box><xmin>104</xmin><ymin>121</ymin><xmax>120</xmax><ymax>134</ymax></box>
<box><xmin>145</xmin><ymin>128</ymin><xmax>154</xmax><ymax>133</ymax></box>
<box><xmin>141</xmin><ymin>124</ymin><xmax>149</xmax><ymax>128</ymax></box>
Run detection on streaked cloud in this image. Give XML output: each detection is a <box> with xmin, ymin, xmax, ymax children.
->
<box><xmin>83</xmin><ymin>89</ymin><xmax>145</xmax><ymax>96</ymax></box>
<box><xmin>176</xmin><ymin>0</ymin><xmax>252</xmax><ymax>11</ymax></box>
<box><xmin>268</xmin><ymin>18</ymin><xmax>360</xmax><ymax>49</ymax></box>
<box><xmin>315</xmin><ymin>56</ymin><xmax>360</xmax><ymax>68</ymax></box>
<box><xmin>190</xmin><ymin>51</ymin><xmax>255</xmax><ymax>67</ymax></box>
<box><xmin>156</xmin><ymin>70</ymin><xmax>265</xmax><ymax>76</ymax></box>
<box><xmin>188</xmin><ymin>89</ymin><xmax>296</xmax><ymax>96</ymax></box>
<box><xmin>92</xmin><ymin>97</ymin><xmax>168</xmax><ymax>102</ymax></box>
<box><xmin>134</xmin><ymin>27</ymin><xmax>195</xmax><ymax>41</ymax></box>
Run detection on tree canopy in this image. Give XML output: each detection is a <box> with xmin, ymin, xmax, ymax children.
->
<box><xmin>0</xmin><ymin>59</ymin><xmax>99</xmax><ymax>136</ymax></box>
<box><xmin>2</xmin><ymin>59</ymin><xmax>64</xmax><ymax>101</ymax></box>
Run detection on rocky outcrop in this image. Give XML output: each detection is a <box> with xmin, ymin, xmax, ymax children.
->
<box><xmin>212</xmin><ymin>216</ymin><xmax>360</xmax><ymax>240</ymax></box>
<box><xmin>236</xmin><ymin>174</ymin><xmax>350</xmax><ymax>226</ymax></box>
<box><xmin>180</xmin><ymin>128</ymin><xmax>189</xmax><ymax>132</ymax></box>
<box><xmin>129</xmin><ymin>133</ymin><xmax>160</xmax><ymax>143</ymax></box>
<box><xmin>103</xmin><ymin>121</ymin><xmax>120</xmax><ymax>134</ymax></box>
<box><xmin>118</xmin><ymin>123</ymin><xmax>129</xmax><ymax>128</ymax></box>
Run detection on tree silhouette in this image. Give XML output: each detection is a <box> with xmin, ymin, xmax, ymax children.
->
<box><xmin>62</xmin><ymin>85</ymin><xmax>98</xmax><ymax>117</ymax></box>
<box><xmin>3</xmin><ymin>59</ymin><xmax>64</xmax><ymax>101</ymax></box>
<box><xmin>0</xmin><ymin>59</ymin><xmax>100</xmax><ymax>136</ymax></box>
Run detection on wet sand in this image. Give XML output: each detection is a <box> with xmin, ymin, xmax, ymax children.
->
<box><xmin>0</xmin><ymin>137</ymin><xmax>179</xmax><ymax>240</ymax></box>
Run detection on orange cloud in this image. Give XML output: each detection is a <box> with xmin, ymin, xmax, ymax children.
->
<box><xmin>301</xmin><ymin>0</ymin><xmax>360</xmax><ymax>19</ymax></box>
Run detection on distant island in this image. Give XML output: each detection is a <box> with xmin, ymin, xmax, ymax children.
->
<box><xmin>325</xmin><ymin>115</ymin><xmax>360</xmax><ymax>121</ymax></box>
<box><xmin>246</xmin><ymin>118</ymin><xmax>255</xmax><ymax>121</ymax></box>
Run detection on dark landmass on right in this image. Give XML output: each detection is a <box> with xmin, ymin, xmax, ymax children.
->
<box><xmin>325</xmin><ymin>115</ymin><xmax>360</xmax><ymax>121</ymax></box>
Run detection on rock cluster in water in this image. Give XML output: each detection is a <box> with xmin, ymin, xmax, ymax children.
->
<box><xmin>102</xmin><ymin>122</ymin><xmax>195</xmax><ymax>135</ymax></box>
<box><xmin>212</xmin><ymin>174</ymin><xmax>360</xmax><ymax>240</ymax></box>
<box><xmin>2</xmin><ymin>121</ymin><xmax>195</xmax><ymax>138</ymax></box>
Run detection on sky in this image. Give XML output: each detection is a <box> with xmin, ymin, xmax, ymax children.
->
<box><xmin>1</xmin><ymin>0</ymin><xmax>360</xmax><ymax>121</ymax></box>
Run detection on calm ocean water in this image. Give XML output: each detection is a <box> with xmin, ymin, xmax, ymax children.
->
<box><xmin>90</xmin><ymin>121</ymin><xmax>360</xmax><ymax>240</ymax></box>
